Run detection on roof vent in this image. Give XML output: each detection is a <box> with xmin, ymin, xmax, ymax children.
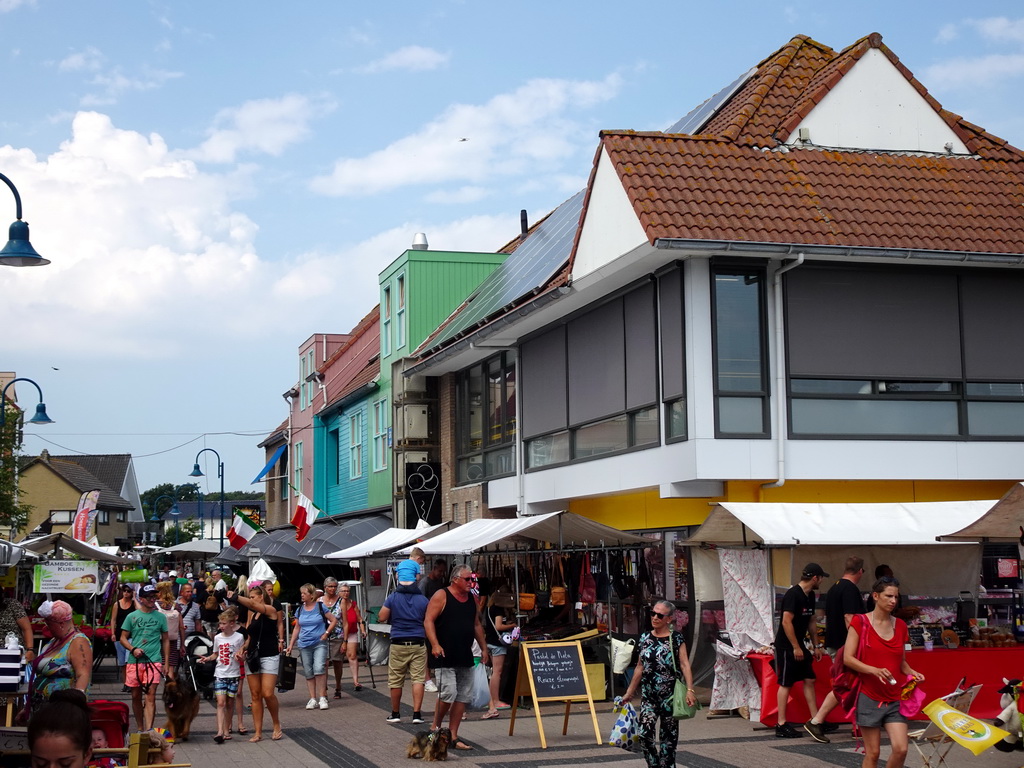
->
<box><xmin>411</xmin><ymin>233</ymin><xmax>428</xmax><ymax>250</ymax></box>
<box><xmin>519</xmin><ymin>209</ymin><xmax>529</xmax><ymax>241</ymax></box>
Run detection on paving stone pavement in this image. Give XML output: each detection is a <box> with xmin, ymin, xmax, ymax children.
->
<box><xmin>86</xmin><ymin>666</ymin><xmax>1024</xmax><ymax>768</ymax></box>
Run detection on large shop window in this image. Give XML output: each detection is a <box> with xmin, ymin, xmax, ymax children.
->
<box><xmin>660</xmin><ymin>268</ymin><xmax>686</xmax><ymax>441</ymax></box>
<box><xmin>712</xmin><ymin>265</ymin><xmax>768</xmax><ymax>437</ymax></box>
<box><xmin>522</xmin><ymin>283</ymin><xmax>660</xmax><ymax>469</ymax></box>
<box><xmin>786</xmin><ymin>266</ymin><xmax>1024</xmax><ymax>439</ymax></box>
<box><xmin>455</xmin><ymin>351</ymin><xmax>517</xmax><ymax>484</ymax></box>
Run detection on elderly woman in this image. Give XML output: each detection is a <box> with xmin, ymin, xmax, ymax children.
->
<box><xmin>319</xmin><ymin>577</ymin><xmax>346</xmax><ymax>699</ymax></box>
<box><xmin>622</xmin><ymin>600</ymin><xmax>696</xmax><ymax>768</ymax></box>
<box><xmin>30</xmin><ymin>600</ymin><xmax>92</xmax><ymax>712</ymax></box>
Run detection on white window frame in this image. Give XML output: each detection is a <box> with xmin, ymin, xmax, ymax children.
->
<box><xmin>349</xmin><ymin>412</ymin><xmax>363</xmax><ymax>479</ymax></box>
<box><xmin>382</xmin><ymin>285</ymin><xmax>392</xmax><ymax>357</ymax></box>
<box><xmin>396</xmin><ymin>273</ymin><xmax>406</xmax><ymax>349</ymax></box>
<box><xmin>294</xmin><ymin>441</ymin><xmax>304</xmax><ymax>490</ymax></box>
<box><xmin>373</xmin><ymin>398</ymin><xmax>388</xmax><ymax>471</ymax></box>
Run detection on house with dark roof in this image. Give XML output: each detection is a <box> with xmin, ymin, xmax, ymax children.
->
<box><xmin>18</xmin><ymin>450</ymin><xmax>142</xmax><ymax>545</ymax></box>
<box><xmin>408</xmin><ymin>33</ymin><xmax>1024</xmax><ymax>546</ymax></box>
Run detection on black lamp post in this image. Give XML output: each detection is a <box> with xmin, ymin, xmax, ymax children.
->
<box><xmin>190</xmin><ymin>448</ymin><xmax>225</xmax><ymax>549</ymax></box>
<box><xmin>0</xmin><ymin>172</ymin><xmax>48</xmax><ymax>266</ymax></box>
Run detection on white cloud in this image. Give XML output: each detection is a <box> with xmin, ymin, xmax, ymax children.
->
<box><xmin>80</xmin><ymin>67</ymin><xmax>183</xmax><ymax>106</ymax></box>
<box><xmin>425</xmin><ymin>186</ymin><xmax>490</xmax><ymax>204</ymax></box>
<box><xmin>968</xmin><ymin>16</ymin><xmax>1024</xmax><ymax>44</ymax></box>
<box><xmin>925</xmin><ymin>53</ymin><xmax>1024</xmax><ymax>89</ymax></box>
<box><xmin>185</xmin><ymin>94</ymin><xmax>329</xmax><ymax>164</ymax></box>
<box><xmin>935</xmin><ymin>23</ymin><xmax>959</xmax><ymax>43</ymax></box>
<box><xmin>58</xmin><ymin>46</ymin><xmax>104</xmax><ymax>73</ymax></box>
<box><xmin>357</xmin><ymin>45</ymin><xmax>450</xmax><ymax>74</ymax></box>
<box><xmin>0</xmin><ymin>0</ymin><xmax>33</xmax><ymax>11</ymax></box>
<box><xmin>310</xmin><ymin>74</ymin><xmax>621</xmax><ymax>196</ymax></box>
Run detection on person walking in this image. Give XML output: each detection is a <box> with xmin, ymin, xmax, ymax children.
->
<box><xmin>481</xmin><ymin>589</ymin><xmax>516</xmax><ymax>718</ymax></box>
<box><xmin>286</xmin><ymin>583</ymin><xmax>337</xmax><ymax>711</ymax></box>
<box><xmin>424</xmin><ymin>564</ymin><xmax>489</xmax><ymax>751</ymax></box>
<box><xmin>175</xmin><ymin>582</ymin><xmax>201</xmax><ymax>637</ymax></box>
<box><xmin>120</xmin><ymin>583</ymin><xmax>170</xmax><ymax>732</ymax></box>
<box><xmin>319</xmin><ymin>577</ymin><xmax>347</xmax><ymax>699</ymax></box>
<box><xmin>229</xmin><ymin>582</ymin><xmax>284</xmax><ymax>741</ymax></box>
<box><xmin>378</xmin><ymin>570</ymin><xmax>429</xmax><ymax>724</ymax></box>
<box><xmin>200</xmin><ymin>607</ymin><xmax>245</xmax><ymax>744</ymax></box>
<box><xmin>156</xmin><ymin>584</ymin><xmax>184</xmax><ymax>680</ymax></box>
<box><xmin>806</xmin><ymin>556</ymin><xmax>866</xmax><ymax>742</ymax></box>
<box><xmin>843</xmin><ymin>575</ymin><xmax>925</xmax><ymax>768</ymax></box>
<box><xmin>337</xmin><ymin>583</ymin><xmax>366</xmax><ymax>692</ymax></box>
<box><xmin>109</xmin><ymin>585</ymin><xmax>135</xmax><ymax>693</ymax></box>
<box><xmin>621</xmin><ymin>600</ymin><xmax>696</xmax><ymax>768</ymax></box>
<box><xmin>773</xmin><ymin>563</ymin><xmax>828</xmax><ymax>738</ymax></box>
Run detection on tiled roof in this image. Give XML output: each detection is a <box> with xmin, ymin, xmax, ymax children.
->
<box><xmin>600</xmin><ymin>132</ymin><xmax>1024</xmax><ymax>253</ymax></box>
<box><xmin>31</xmin><ymin>455</ymin><xmax>134</xmax><ymax>510</ymax></box>
<box><xmin>56</xmin><ymin>454</ymin><xmax>131</xmax><ymax>496</ymax></box>
<box><xmin>334</xmin><ymin>357</ymin><xmax>379</xmax><ymax>402</ymax></box>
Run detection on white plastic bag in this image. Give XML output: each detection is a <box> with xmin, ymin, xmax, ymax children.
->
<box><xmin>608</xmin><ymin>696</ymin><xmax>639</xmax><ymax>751</ymax></box>
<box><xmin>470</xmin><ymin>660</ymin><xmax>490</xmax><ymax>709</ymax></box>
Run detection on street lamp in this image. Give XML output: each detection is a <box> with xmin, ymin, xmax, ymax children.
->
<box><xmin>0</xmin><ymin>172</ymin><xmax>48</xmax><ymax>266</ymax></box>
<box><xmin>150</xmin><ymin>494</ymin><xmax>181</xmax><ymax>546</ymax></box>
<box><xmin>0</xmin><ymin>377</ymin><xmax>54</xmax><ymax>427</ymax></box>
<box><xmin>189</xmin><ymin>448</ymin><xmax>225</xmax><ymax>549</ymax></box>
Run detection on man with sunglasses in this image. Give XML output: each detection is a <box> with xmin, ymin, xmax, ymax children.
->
<box><xmin>120</xmin><ymin>583</ymin><xmax>170</xmax><ymax>731</ymax></box>
<box><xmin>773</xmin><ymin>563</ymin><xmax>828</xmax><ymax>738</ymax></box>
<box><xmin>424</xmin><ymin>564</ymin><xmax>489</xmax><ymax>751</ymax></box>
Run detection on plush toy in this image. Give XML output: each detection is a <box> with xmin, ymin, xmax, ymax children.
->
<box><xmin>992</xmin><ymin>678</ymin><xmax>1023</xmax><ymax>752</ymax></box>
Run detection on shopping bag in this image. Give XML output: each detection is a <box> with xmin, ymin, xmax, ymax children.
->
<box><xmin>608</xmin><ymin>696</ymin><xmax>639</xmax><ymax>751</ymax></box>
<box><xmin>672</xmin><ymin>679</ymin><xmax>701</xmax><ymax>719</ymax></box>
<box><xmin>470</xmin><ymin>660</ymin><xmax>490</xmax><ymax>710</ymax></box>
<box><xmin>277</xmin><ymin>654</ymin><xmax>297</xmax><ymax>692</ymax></box>
<box><xmin>611</xmin><ymin>637</ymin><xmax>636</xmax><ymax>675</ymax></box>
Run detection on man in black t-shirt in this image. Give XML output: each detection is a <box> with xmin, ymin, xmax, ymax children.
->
<box><xmin>773</xmin><ymin>562</ymin><xmax>828</xmax><ymax>739</ymax></box>
<box><xmin>805</xmin><ymin>556</ymin><xmax>865</xmax><ymax>742</ymax></box>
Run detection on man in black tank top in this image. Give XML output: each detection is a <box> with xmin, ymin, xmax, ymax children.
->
<box><xmin>424</xmin><ymin>564</ymin><xmax>489</xmax><ymax>751</ymax></box>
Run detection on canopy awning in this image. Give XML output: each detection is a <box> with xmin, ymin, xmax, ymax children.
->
<box><xmin>396</xmin><ymin>511</ymin><xmax>651</xmax><ymax>555</ymax></box>
<box><xmin>18</xmin><ymin>532</ymin><xmax>126</xmax><ymax>562</ymax></box>
<box><xmin>326</xmin><ymin>522</ymin><xmax>453</xmax><ymax>560</ymax></box>
<box><xmin>299</xmin><ymin>515</ymin><xmax>393</xmax><ymax>564</ymax></box>
<box><xmin>686</xmin><ymin>500</ymin><xmax>994</xmax><ymax>546</ymax></box>
<box><xmin>0</xmin><ymin>539</ymin><xmax>28</xmax><ymax>567</ymax></box>
<box><xmin>156</xmin><ymin>539</ymin><xmax>224</xmax><ymax>557</ymax></box>
<box><xmin>939</xmin><ymin>483</ymin><xmax>1024</xmax><ymax>542</ymax></box>
<box><xmin>251</xmin><ymin>444</ymin><xmax>287</xmax><ymax>484</ymax></box>
<box><xmin>252</xmin><ymin>528</ymin><xmax>304</xmax><ymax>564</ymax></box>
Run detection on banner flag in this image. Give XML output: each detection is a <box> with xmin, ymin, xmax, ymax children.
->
<box><xmin>291</xmin><ymin>494</ymin><xmax>317</xmax><ymax>542</ymax></box>
<box><xmin>227</xmin><ymin>507</ymin><xmax>262</xmax><ymax>550</ymax></box>
<box><xmin>71</xmin><ymin>490</ymin><xmax>101</xmax><ymax>541</ymax></box>
<box><xmin>922</xmin><ymin>699</ymin><xmax>1009</xmax><ymax>756</ymax></box>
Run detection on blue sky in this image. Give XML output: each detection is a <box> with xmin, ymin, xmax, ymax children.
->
<box><xmin>0</xmin><ymin>1</ymin><xmax>1022</xmax><ymax>498</ymax></box>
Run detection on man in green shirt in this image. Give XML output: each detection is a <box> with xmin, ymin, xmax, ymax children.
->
<box><xmin>120</xmin><ymin>583</ymin><xmax>170</xmax><ymax>731</ymax></box>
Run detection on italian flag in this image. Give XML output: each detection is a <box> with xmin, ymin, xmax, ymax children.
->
<box><xmin>227</xmin><ymin>509</ymin><xmax>261</xmax><ymax>549</ymax></box>
<box><xmin>291</xmin><ymin>493</ymin><xmax>317</xmax><ymax>542</ymax></box>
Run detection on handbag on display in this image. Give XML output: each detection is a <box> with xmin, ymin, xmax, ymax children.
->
<box><xmin>550</xmin><ymin>556</ymin><xmax>568</xmax><ymax>606</ymax></box>
<box><xmin>670</xmin><ymin>632</ymin><xmax>700</xmax><ymax>719</ymax></box>
<box><xmin>519</xmin><ymin>592</ymin><xmax>537</xmax><ymax>612</ymax></box>
<box><xmin>580</xmin><ymin>552</ymin><xmax>597</xmax><ymax>604</ymax></box>
<box><xmin>535</xmin><ymin>556</ymin><xmax>550</xmax><ymax>608</ymax></box>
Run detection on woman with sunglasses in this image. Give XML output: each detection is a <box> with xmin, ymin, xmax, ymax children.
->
<box><xmin>842</xmin><ymin>576</ymin><xmax>924</xmax><ymax>768</ymax></box>
<box><xmin>621</xmin><ymin>600</ymin><xmax>695</xmax><ymax>768</ymax></box>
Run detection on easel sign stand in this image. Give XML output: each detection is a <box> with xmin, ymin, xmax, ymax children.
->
<box><xmin>509</xmin><ymin>640</ymin><xmax>601</xmax><ymax>748</ymax></box>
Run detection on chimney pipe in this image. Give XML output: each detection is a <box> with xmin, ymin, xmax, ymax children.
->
<box><xmin>411</xmin><ymin>233</ymin><xmax>428</xmax><ymax>250</ymax></box>
<box><xmin>519</xmin><ymin>210</ymin><xmax>528</xmax><ymax>241</ymax></box>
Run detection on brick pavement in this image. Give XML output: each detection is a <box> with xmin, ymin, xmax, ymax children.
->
<box><xmin>87</xmin><ymin>662</ymin><xmax>1024</xmax><ymax>768</ymax></box>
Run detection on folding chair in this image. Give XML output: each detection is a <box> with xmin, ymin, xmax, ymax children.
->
<box><xmin>908</xmin><ymin>681</ymin><xmax>983</xmax><ymax>767</ymax></box>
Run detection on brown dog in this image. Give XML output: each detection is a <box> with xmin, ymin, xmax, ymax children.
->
<box><xmin>406</xmin><ymin>728</ymin><xmax>452</xmax><ymax>761</ymax></box>
<box><xmin>163</xmin><ymin>678</ymin><xmax>201</xmax><ymax>742</ymax></box>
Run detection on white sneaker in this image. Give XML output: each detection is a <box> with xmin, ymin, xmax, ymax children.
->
<box><xmin>318</xmin><ymin>696</ymin><xmax>329</xmax><ymax>710</ymax></box>
<box><xmin>305</xmin><ymin>698</ymin><xmax>317</xmax><ymax>710</ymax></box>
<box><xmin>424</xmin><ymin>680</ymin><xmax>437</xmax><ymax>692</ymax></box>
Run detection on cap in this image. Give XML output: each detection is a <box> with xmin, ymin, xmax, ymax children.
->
<box><xmin>802</xmin><ymin>563</ymin><xmax>829</xmax><ymax>579</ymax></box>
<box><xmin>139</xmin><ymin>584</ymin><xmax>158</xmax><ymax>598</ymax></box>
<box><xmin>396</xmin><ymin>560</ymin><xmax>420</xmax><ymax>582</ymax></box>
<box><xmin>169</xmin><ymin>570</ymin><xmax>177</xmax><ymax>576</ymax></box>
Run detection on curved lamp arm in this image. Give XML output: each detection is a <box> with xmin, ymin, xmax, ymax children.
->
<box><xmin>0</xmin><ymin>173</ymin><xmax>47</xmax><ymax>267</ymax></box>
<box><xmin>0</xmin><ymin>377</ymin><xmax>54</xmax><ymax>427</ymax></box>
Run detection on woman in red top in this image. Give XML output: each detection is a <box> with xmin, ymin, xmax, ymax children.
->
<box><xmin>844</xmin><ymin>576</ymin><xmax>925</xmax><ymax>768</ymax></box>
<box><xmin>338</xmin><ymin>584</ymin><xmax>366</xmax><ymax>692</ymax></box>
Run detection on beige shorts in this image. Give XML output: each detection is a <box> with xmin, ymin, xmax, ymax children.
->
<box><xmin>328</xmin><ymin>638</ymin><xmax>347</xmax><ymax>661</ymax></box>
<box><xmin>387</xmin><ymin>641</ymin><xmax>427</xmax><ymax>689</ymax></box>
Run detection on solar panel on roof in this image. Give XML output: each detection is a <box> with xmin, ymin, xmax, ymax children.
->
<box><xmin>426</xmin><ymin>189</ymin><xmax>586</xmax><ymax>350</ymax></box>
<box><xmin>666</xmin><ymin>67</ymin><xmax>756</xmax><ymax>135</ymax></box>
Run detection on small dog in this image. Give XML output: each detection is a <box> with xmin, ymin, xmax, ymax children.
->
<box><xmin>163</xmin><ymin>678</ymin><xmax>201</xmax><ymax>742</ymax></box>
<box><xmin>406</xmin><ymin>728</ymin><xmax>452</xmax><ymax>761</ymax></box>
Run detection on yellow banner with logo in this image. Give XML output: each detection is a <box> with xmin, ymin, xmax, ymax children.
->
<box><xmin>923</xmin><ymin>699</ymin><xmax>1009</xmax><ymax>756</ymax></box>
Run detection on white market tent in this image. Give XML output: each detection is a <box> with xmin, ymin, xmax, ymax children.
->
<box><xmin>939</xmin><ymin>482</ymin><xmax>1024</xmax><ymax>543</ymax></box>
<box><xmin>687</xmin><ymin>499</ymin><xmax>993</xmax><ymax>598</ymax></box>
<box><xmin>19</xmin><ymin>532</ymin><xmax>126</xmax><ymax>563</ymax></box>
<box><xmin>326</xmin><ymin>522</ymin><xmax>452</xmax><ymax>560</ymax></box>
<box><xmin>155</xmin><ymin>539</ymin><xmax>223</xmax><ymax>557</ymax></box>
<box><xmin>396</xmin><ymin>511</ymin><xmax>651</xmax><ymax>555</ymax></box>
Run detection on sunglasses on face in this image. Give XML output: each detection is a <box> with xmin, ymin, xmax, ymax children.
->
<box><xmin>649</xmin><ymin>610</ymin><xmax>671</xmax><ymax>619</ymax></box>
<box><xmin>460</xmin><ymin>576</ymin><xmax>478</xmax><ymax>583</ymax></box>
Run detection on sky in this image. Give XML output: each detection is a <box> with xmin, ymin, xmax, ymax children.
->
<box><xmin>1</xmin><ymin>1</ymin><xmax>1023</xmax><ymax>500</ymax></box>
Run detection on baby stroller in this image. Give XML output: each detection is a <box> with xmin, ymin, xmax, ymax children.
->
<box><xmin>181</xmin><ymin>632</ymin><xmax>215</xmax><ymax>701</ymax></box>
<box><xmin>90</xmin><ymin>700</ymin><xmax>130</xmax><ymax>747</ymax></box>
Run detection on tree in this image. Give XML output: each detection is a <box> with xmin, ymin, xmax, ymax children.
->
<box><xmin>140</xmin><ymin>482</ymin><xmax>199</xmax><ymax>519</ymax></box>
<box><xmin>160</xmin><ymin>519</ymin><xmax>202</xmax><ymax>548</ymax></box>
<box><xmin>0</xmin><ymin>404</ymin><xmax>33</xmax><ymax>535</ymax></box>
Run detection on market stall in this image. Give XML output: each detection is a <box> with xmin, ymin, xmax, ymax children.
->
<box><xmin>684</xmin><ymin>499</ymin><xmax>1015</xmax><ymax>721</ymax></box>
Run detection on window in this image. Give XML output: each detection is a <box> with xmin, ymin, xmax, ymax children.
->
<box><xmin>349</xmin><ymin>413</ymin><xmax>363</xmax><ymax>479</ymax></box>
<box><xmin>382</xmin><ymin>286</ymin><xmax>392</xmax><ymax>357</ymax></box>
<box><xmin>660</xmin><ymin>267</ymin><xmax>687</xmax><ymax>441</ymax></box>
<box><xmin>293</xmin><ymin>441</ymin><xmax>304</xmax><ymax>490</ymax></box>
<box><xmin>712</xmin><ymin>265</ymin><xmax>768</xmax><ymax>436</ymax></box>
<box><xmin>116</xmin><ymin>511</ymin><xmax>126</xmax><ymax>523</ymax></box>
<box><xmin>300</xmin><ymin>352</ymin><xmax>309</xmax><ymax>410</ymax></box>
<box><xmin>97</xmin><ymin>510</ymin><xmax>109</xmax><ymax>525</ymax></box>
<box><xmin>327</xmin><ymin>428</ymin><xmax>340</xmax><ymax>486</ymax></box>
<box><xmin>396</xmin><ymin>274</ymin><xmax>406</xmax><ymax>350</ymax></box>
<box><xmin>373</xmin><ymin>398</ymin><xmax>388</xmax><ymax>471</ymax></box>
<box><xmin>49</xmin><ymin>510</ymin><xmax>73</xmax><ymax>524</ymax></box>
<box><xmin>279</xmin><ymin>449</ymin><xmax>289</xmax><ymax>501</ymax></box>
<box><xmin>455</xmin><ymin>351</ymin><xmax>517</xmax><ymax>483</ymax></box>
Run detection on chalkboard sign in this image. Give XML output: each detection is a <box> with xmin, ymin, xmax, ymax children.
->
<box><xmin>907</xmin><ymin>624</ymin><xmax>942</xmax><ymax>647</ymax></box>
<box><xmin>526</xmin><ymin>643</ymin><xmax>589</xmax><ymax>700</ymax></box>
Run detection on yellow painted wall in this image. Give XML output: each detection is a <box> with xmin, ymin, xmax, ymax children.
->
<box><xmin>18</xmin><ymin>464</ymin><xmax>130</xmax><ymax>545</ymax></box>
<box><xmin>569</xmin><ymin>479</ymin><xmax>1018</xmax><ymax>531</ymax></box>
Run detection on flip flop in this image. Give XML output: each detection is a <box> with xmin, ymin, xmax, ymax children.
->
<box><xmin>481</xmin><ymin>711</ymin><xmax>499</xmax><ymax>720</ymax></box>
<box><xmin>236</xmin><ymin>727</ymin><xmax>248</xmax><ymax>735</ymax></box>
<box><xmin>453</xmin><ymin>740</ymin><xmax>474</xmax><ymax>750</ymax></box>
<box><xmin>214</xmin><ymin>735</ymin><xmax>224</xmax><ymax>744</ymax></box>
<box><xmin>271</xmin><ymin>731</ymin><xmax>284</xmax><ymax>741</ymax></box>
<box><xmin>223</xmin><ymin>734</ymin><xmax>232</xmax><ymax>741</ymax></box>
<box><xmin>495</xmin><ymin>704</ymin><xmax>511</xmax><ymax>710</ymax></box>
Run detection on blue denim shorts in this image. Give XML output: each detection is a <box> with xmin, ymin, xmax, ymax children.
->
<box><xmin>299</xmin><ymin>641</ymin><xmax>328</xmax><ymax>678</ymax></box>
<box><xmin>213</xmin><ymin>676</ymin><xmax>240</xmax><ymax>697</ymax></box>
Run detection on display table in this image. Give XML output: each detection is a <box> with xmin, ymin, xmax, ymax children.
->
<box><xmin>748</xmin><ymin>646</ymin><xmax>1024</xmax><ymax>725</ymax></box>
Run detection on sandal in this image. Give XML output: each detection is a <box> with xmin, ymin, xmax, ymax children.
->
<box><xmin>481</xmin><ymin>710</ymin><xmax>499</xmax><ymax>720</ymax></box>
<box><xmin>333</xmin><ymin>690</ymin><xmax>342</xmax><ymax>699</ymax></box>
<box><xmin>453</xmin><ymin>739</ymin><xmax>474</xmax><ymax>750</ymax></box>
<box><xmin>237</xmin><ymin>727</ymin><xmax>248</xmax><ymax>735</ymax></box>
<box><xmin>353</xmin><ymin>684</ymin><xmax>363</xmax><ymax>692</ymax></box>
